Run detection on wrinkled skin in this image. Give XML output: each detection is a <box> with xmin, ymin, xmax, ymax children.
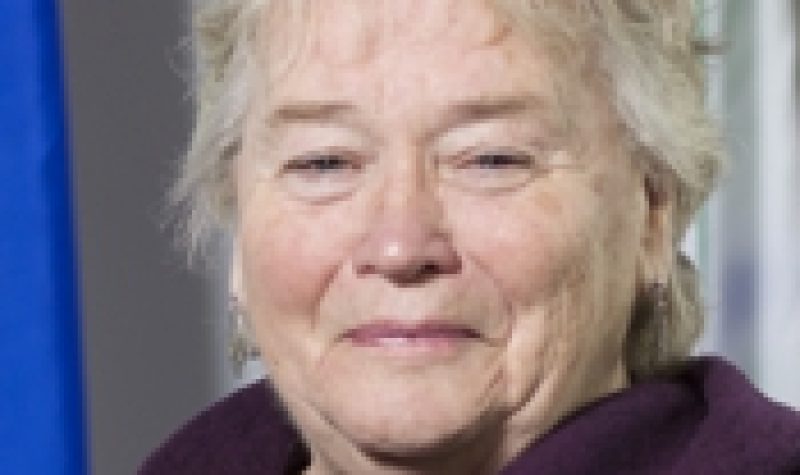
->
<box><xmin>232</xmin><ymin>1</ymin><xmax>671</xmax><ymax>473</ymax></box>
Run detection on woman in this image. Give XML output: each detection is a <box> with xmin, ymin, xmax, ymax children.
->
<box><xmin>141</xmin><ymin>1</ymin><xmax>800</xmax><ymax>473</ymax></box>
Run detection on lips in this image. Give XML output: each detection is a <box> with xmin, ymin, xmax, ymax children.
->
<box><xmin>342</xmin><ymin>320</ymin><xmax>481</xmax><ymax>347</ymax></box>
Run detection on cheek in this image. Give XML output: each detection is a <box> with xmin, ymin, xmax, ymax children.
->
<box><xmin>453</xmin><ymin>187</ymin><xmax>591</xmax><ymax>311</ymax></box>
<box><xmin>447</xmin><ymin>184</ymin><xmax>608</xmax><ymax>399</ymax></box>
<box><xmin>240</xmin><ymin>196</ymin><xmax>360</xmax><ymax>318</ymax></box>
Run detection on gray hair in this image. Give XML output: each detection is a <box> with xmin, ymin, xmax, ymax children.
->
<box><xmin>172</xmin><ymin>0</ymin><xmax>725</xmax><ymax>378</ymax></box>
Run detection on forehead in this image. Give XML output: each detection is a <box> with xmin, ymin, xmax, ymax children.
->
<box><xmin>256</xmin><ymin>0</ymin><xmax>560</xmax><ymax>111</ymax></box>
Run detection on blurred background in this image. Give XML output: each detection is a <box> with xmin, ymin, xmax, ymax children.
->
<box><xmin>4</xmin><ymin>0</ymin><xmax>797</xmax><ymax>474</ymax></box>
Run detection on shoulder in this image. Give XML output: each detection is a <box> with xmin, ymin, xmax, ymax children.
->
<box><xmin>138</xmin><ymin>380</ymin><xmax>305</xmax><ymax>475</ymax></box>
<box><xmin>500</xmin><ymin>356</ymin><xmax>800</xmax><ymax>475</ymax></box>
<box><xmin>672</xmin><ymin>356</ymin><xmax>800</xmax><ymax>473</ymax></box>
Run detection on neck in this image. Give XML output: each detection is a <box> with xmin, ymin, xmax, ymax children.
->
<box><xmin>302</xmin><ymin>422</ymin><xmax>507</xmax><ymax>475</ymax></box>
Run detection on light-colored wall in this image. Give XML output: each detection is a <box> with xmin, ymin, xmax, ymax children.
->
<box><xmin>697</xmin><ymin>0</ymin><xmax>800</xmax><ymax>408</ymax></box>
<box><xmin>754</xmin><ymin>0</ymin><xmax>800</xmax><ymax>408</ymax></box>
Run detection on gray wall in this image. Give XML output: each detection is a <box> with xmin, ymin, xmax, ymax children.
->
<box><xmin>61</xmin><ymin>2</ymin><xmax>225</xmax><ymax>473</ymax></box>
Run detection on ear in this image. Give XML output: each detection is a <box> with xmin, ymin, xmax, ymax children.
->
<box><xmin>638</xmin><ymin>169</ymin><xmax>675</xmax><ymax>287</ymax></box>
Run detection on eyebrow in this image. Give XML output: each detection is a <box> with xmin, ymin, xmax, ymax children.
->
<box><xmin>445</xmin><ymin>95</ymin><xmax>546</xmax><ymax>121</ymax></box>
<box><xmin>269</xmin><ymin>101</ymin><xmax>358</xmax><ymax>126</ymax></box>
<box><xmin>266</xmin><ymin>94</ymin><xmax>551</xmax><ymax>137</ymax></box>
<box><xmin>429</xmin><ymin>94</ymin><xmax>550</xmax><ymax>139</ymax></box>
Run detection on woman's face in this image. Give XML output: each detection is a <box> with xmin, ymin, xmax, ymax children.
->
<box><xmin>236</xmin><ymin>0</ymin><xmax>658</xmax><ymax>467</ymax></box>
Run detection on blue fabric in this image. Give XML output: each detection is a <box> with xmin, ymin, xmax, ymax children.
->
<box><xmin>0</xmin><ymin>1</ymin><xmax>88</xmax><ymax>474</ymax></box>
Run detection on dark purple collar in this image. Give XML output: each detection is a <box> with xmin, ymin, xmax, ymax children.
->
<box><xmin>140</xmin><ymin>357</ymin><xmax>800</xmax><ymax>474</ymax></box>
<box><xmin>500</xmin><ymin>357</ymin><xmax>800</xmax><ymax>473</ymax></box>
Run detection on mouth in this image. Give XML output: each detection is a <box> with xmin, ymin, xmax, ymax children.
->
<box><xmin>342</xmin><ymin>320</ymin><xmax>482</xmax><ymax>349</ymax></box>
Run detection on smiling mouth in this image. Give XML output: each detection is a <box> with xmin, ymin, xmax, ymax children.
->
<box><xmin>342</xmin><ymin>321</ymin><xmax>482</xmax><ymax>347</ymax></box>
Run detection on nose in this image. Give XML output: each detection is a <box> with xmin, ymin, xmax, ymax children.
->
<box><xmin>352</xmin><ymin>176</ymin><xmax>461</xmax><ymax>285</ymax></box>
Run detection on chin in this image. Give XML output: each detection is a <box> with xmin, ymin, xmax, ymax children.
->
<box><xmin>337</xmin><ymin>400</ymin><xmax>503</xmax><ymax>462</ymax></box>
<box><xmin>311</xmin><ymin>363</ymin><xmax>506</xmax><ymax>460</ymax></box>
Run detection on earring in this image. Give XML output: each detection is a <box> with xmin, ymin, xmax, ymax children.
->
<box><xmin>649</xmin><ymin>280</ymin><xmax>672</xmax><ymax>356</ymax></box>
<box><xmin>649</xmin><ymin>281</ymin><xmax>671</xmax><ymax>319</ymax></box>
<box><xmin>228</xmin><ymin>297</ymin><xmax>261</xmax><ymax>379</ymax></box>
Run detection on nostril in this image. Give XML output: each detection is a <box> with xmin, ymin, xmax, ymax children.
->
<box><xmin>390</xmin><ymin>260</ymin><xmax>445</xmax><ymax>286</ymax></box>
<box><xmin>420</xmin><ymin>262</ymin><xmax>439</xmax><ymax>274</ymax></box>
<box><xmin>355</xmin><ymin>262</ymin><xmax>376</xmax><ymax>276</ymax></box>
<box><xmin>354</xmin><ymin>255</ymin><xmax>461</xmax><ymax>285</ymax></box>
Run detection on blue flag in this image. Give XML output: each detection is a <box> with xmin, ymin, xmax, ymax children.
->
<box><xmin>0</xmin><ymin>1</ymin><xmax>88</xmax><ymax>474</ymax></box>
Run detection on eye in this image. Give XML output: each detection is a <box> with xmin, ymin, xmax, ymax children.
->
<box><xmin>283</xmin><ymin>153</ymin><xmax>360</xmax><ymax>174</ymax></box>
<box><xmin>279</xmin><ymin>150</ymin><xmax>367</xmax><ymax>202</ymax></box>
<box><xmin>463</xmin><ymin>152</ymin><xmax>535</xmax><ymax>170</ymax></box>
<box><xmin>439</xmin><ymin>147</ymin><xmax>541</xmax><ymax>193</ymax></box>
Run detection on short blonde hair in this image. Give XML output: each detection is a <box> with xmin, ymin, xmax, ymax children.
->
<box><xmin>172</xmin><ymin>0</ymin><xmax>725</xmax><ymax>378</ymax></box>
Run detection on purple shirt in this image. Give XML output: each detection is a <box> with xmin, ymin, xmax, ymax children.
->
<box><xmin>140</xmin><ymin>357</ymin><xmax>800</xmax><ymax>474</ymax></box>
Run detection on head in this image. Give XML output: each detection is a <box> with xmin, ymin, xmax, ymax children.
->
<box><xmin>175</xmin><ymin>0</ymin><xmax>723</xmax><ymax>470</ymax></box>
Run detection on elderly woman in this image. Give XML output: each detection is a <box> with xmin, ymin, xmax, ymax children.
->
<box><xmin>141</xmin><ymin>0</ymin><xmax>800</xmax><ymax>473</ymax></box>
